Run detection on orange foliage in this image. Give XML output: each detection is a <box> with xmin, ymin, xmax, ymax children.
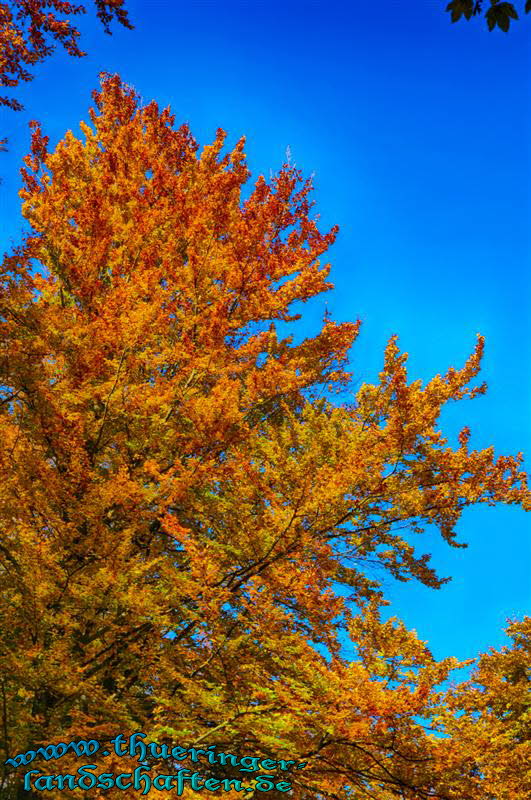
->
<box><xmin>433</xmin><ymin>617</ymin><xmax>531</xmax><ymax>799</ymax></box>
<box><xmin>0</xmin><ymin>0</ymin><xmax>132</xmax><ymax>110</ymax></box>
<box><xmin>0</xmin><ymin>74</ymin><xmax>529</xmax><ymax>798</ymax></box>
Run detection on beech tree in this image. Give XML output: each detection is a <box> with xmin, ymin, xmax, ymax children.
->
<box><xmin>0</xmin><ymin>74</ymin><xmax>529</xmax><ymax>799</ymax></box>
<box><xmin>0</xmin><ymin>0</ymin><xmax>132</xmax><ymax>168</ymax></box>
<box><xmin>434</xmin><ymin>617</ymin><xmax>531</xmax><ymax>798</ymax></box>
<box><xmin>0</xmin><ymin>0</ymin><xmax>132</xmax><ymax>111</ymax></box>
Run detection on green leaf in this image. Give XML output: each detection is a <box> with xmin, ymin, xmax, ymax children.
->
<box><xmin>498</xmin><ymin>13</ymin><xmax>510</xmax><ymax>30</ymax></box>
<box><xmin>446</xmin><ymin>0</ymin><xmax>462</xmax><ymax>23</ymax></box>
<box><xmin>526</xmin><ymin>0</ymin><xmax>531</xmax><ymax>13</ymax></box>
<box><xmin>486</xmin><ymin>7</ymin><xmax>497</xmax><ymax>27</ymax></box>
<box><xmin>485</xmin><ymin>4</ymin><xmax>514</xmax><ymax>29</ymax></box>
<box><xmin>446</xmin><ymin>0</ymin><xmax>474</xmax><ymax>22</ymax></box>
<box><xmin>498</xmin><ymin>2</ymin><xmax>518</xmax><ymax>19</ymax></box>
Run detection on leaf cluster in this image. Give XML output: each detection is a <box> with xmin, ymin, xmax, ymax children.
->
<box><xmin>446</xmin><ymin>0</ymin><xmax>531</xmax><ymax>32</ymax></box>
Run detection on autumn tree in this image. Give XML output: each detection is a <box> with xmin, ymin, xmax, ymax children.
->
<box><xmin>431</xmin><ymin>617</ymin><xmax>531</xmax><ymax>799</ymax></box>
<box><xmin>0</xmin><ymin>74</ymin><xmax>529</xmax><ymax>799</ymax></box>
<box><xmin>0</xmin><ymin>0</ymin><xmax>132</xmax><ymax>170</ymax></box>
<box><xmin>0</xmin><ymin>0</ymin><xmax>132</xmax><ymax>111</ymax></box>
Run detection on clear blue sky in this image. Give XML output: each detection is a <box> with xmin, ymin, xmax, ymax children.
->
<box><xmin>1</xmin><ymin>0</ymin><xmax>529</xmax><ymax>665</ymax></box>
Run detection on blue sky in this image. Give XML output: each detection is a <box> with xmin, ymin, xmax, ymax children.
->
<box><xmin>1</xmin><ymin>0</ymin><xmax>529</xmax><ymax>665</ymax></box>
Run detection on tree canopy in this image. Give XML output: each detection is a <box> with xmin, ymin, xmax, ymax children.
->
<box><xmin>0</xmin><ymin>74</ymin><xmax>529</xmax><ymax>799</ymax></box>
<box><xmin>0</xmin><ymin>0</ymin><xmax>132</xmax><ymax>111</ymax></box>
<box><xmin>435</xmin><ymin>618</ymin><xmax>531</xmax><ymax>798</ymax></box>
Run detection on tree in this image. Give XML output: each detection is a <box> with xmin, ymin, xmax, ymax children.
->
<box><xmin>0</xmin><ymin>0</ymin><xmax>132</xmax><ymax>111</ymax></box>
<box><xmin>0</xmin><ymin>73</ymin><xmax>529</xmax><ymax>799</ymax></box>
<box><xmin>433</xmin><ymin>617</ymin><xmax>531</xmax><ymax>799</ymax></box>
<box><xmin>0</xmin><ymin>0</ymin><xmax>132</xmax><ymax>164</ymax></box>
<box><xmin>446</xmin><ymin>0</ymin><xmax>531</xmax><ymax>32</ymax></box>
